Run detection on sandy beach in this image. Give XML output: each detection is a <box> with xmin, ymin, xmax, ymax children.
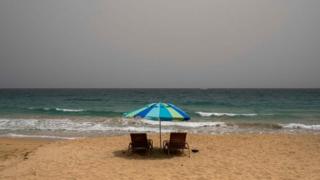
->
<box><xmin>0</xmin><ymin>133</ymin><xmax>319</xmax><ymax>180</ymax></box>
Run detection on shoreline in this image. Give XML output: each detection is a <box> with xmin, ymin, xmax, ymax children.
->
<box><xmin>1</xmin><ymin>116</ymin><xmax>320</xmax><ymax>137</ymax></box>
<box><xmin>1</xmin><ymin>129</ymin><xmax>320</xmax><ymax>141</ymax></box>
<box><xmin>1</xmin><ymin>133</ymin><xmax>320</xmax><ymax>179</ymax></box>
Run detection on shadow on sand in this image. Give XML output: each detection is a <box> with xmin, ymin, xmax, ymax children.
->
<box><xmin>113</xmin><ymin>147</ymin><xmax>188</xmax><ymax>160</ymax></box>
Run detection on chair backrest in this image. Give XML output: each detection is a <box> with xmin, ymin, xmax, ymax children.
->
<box><xmin>169</xmin><ymin>132</ymin><xmax>187</xmax><ymax>148</ymax></box>
<box><xmin>130</xmin><ymin>133</ymin><xmax>148</xmax><ymax>148</ymax></box>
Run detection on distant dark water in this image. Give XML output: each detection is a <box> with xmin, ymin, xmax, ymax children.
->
<box><xmin>0</xmin><ymin>89</ymin><xmax>319</xmax><ymax>138</ymax></box>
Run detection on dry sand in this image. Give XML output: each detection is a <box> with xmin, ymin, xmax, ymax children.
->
<box><xmin>0</xmin><ymin>133</ymin><xmax>320</xmax><ymax>180</ymax></box>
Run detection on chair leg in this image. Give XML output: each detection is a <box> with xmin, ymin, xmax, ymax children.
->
<box><xmin>128</xmin><ymin>143</ymin><xmax>132</xmax><ymax>155</ymax></box>
<box><xmin>148</xmin><ymin>144</ymin><xmax>153</xmax><ymax>155</ymax></box>
<box><xmin>163</xmin><ymin>143</ymin><xmax>168</xmax><ymax>153</ymax></box>
<box><xmin>148</xmin><ymin>139</ymin><xmax>153</xmax><ymax>151</ymax></box>
<box><xmin>186</xmin><ymin>143</ymin><xmax>190</xmax><ymax>158</ymax></box>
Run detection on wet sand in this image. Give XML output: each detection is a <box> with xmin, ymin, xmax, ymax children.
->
<box><xmin>0</xmin><ymin>133</ymin><xmax>320</xmax><ymax>180</ymax></box>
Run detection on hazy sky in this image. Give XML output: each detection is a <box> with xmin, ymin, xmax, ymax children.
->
<box><xmin>0</xmin><ymin>0</ymin><xmax>319</xmax><ymax>88</ymax></box>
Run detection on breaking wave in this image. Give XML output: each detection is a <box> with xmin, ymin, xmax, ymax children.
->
<box><xmin>196</xmin><ymin>111</ymin><xmax>257</xmax><ymax>117</ymax></box>
<box><xmin>1</xmin><ymin>118</ymin><xmax>319</xmax><ymax>137</ymax></box>
<box><xmin>0</xmin><ymin>133</ymin><xmax>78</xmax><ymax>140</ymax></box>
<box><xmin>281</xmin><ymin>123</ymin><xmax>320</xmax><ymax>130</ymax></box>
<box><xmin>140</xmin><ymin>119</ymin><xmax>227</xmax><ymax>127</ymax></box>
<box><xmin>29</xmin><ymin>107</ymin><xmax>84</xmax><ymax>112</ymax></box>
<box><xmin>0</xmin><ymin>118</ymin><xmax>171</xmax><ymax>133</ymax></box>
<box><xmin>27</xmin><ymin>107</ymin><xmax>122</xmax><ymax>116</ymax></box>
<box><xmin>55</xmin><ymin>108</ymin><xmax>84</xmax><ymax>112</ymax></box>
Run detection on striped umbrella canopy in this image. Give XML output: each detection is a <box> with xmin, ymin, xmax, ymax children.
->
<box><xmin>124</xmin><ymin>103</ymin><xmax>190</xmax><ymax>147</ymax></box>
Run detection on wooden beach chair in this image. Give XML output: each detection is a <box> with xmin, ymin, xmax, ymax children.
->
<box><xmin>163</xmin><ymin>132</ymin><xmax>190</xmax><ymax>157</ymax></box>
<box><xmin>128</xmin><ymin>133</ymin><xmax>153</xmax><ymax>154</ymax></box>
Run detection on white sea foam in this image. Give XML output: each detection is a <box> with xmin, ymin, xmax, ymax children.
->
<box><xmin>55</xmin><ymin>108</ymin><xmax>84</xmax><ymax>112</ymax></box>
<box><xmin>28</xmin><ymin>107</ymin><xmax>85</xmax><ymax>112</ymax></box>
<box><xmin>141</xmin><ymin>119</ymin><xmax>227</xmax><ymax>127</ymax></box>
<box><xmin>1</xmin><ymin>118</ymin><xmax>319</xmax><ymax>135</ymax></box>
<box><xmin>28</xmin><ymin>107</ymin><xmax>50</xmax><ymax>110</ymax></box>
<box><xmin>281</xmin><ymin>123</ymin><xmax>320</xmax><ymax>130</ymax></box>
<box><xmin>114</xmin><ymin>126</ymin><xmax>172</xmax><ymax>133</ymax></box>
<box><xmin>196</xmin><ymin>111</ymin><xmax>257</xmax><ymax>117</ymax></box>
<box><xmin>0</xmin><ymin>118</ymin><xmax>171</xmax><ymax>133</ymax></box>
<box><xmin>1</xmin><ymin>133</ymin><xmax>78</xmax><ymax>140</ymax></box>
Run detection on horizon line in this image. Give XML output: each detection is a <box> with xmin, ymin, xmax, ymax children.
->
<box><xmin>1</xmin><ymin>88</ymin><xmax>320</xmax><ymax>90</ymax></box>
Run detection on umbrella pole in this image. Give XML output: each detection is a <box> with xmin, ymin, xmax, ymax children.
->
<box><xmin>159</xmin><ymin>117</ymin><xmax>162</xmax><ymax>148</ymax></box>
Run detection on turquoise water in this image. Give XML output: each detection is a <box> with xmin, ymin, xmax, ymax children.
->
<box><xmin>0</xmin><ymin>89</ymin><xmax>320</xmax><ymax>138</ymax></box>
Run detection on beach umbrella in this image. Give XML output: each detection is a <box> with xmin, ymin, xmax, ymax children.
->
<box><xmin>124</xmin><ymin>103</ymin><xmax>190</xmax><ymax>148</ymax></box>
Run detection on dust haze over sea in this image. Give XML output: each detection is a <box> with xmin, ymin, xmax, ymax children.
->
<box><xmin>0</xmin><ymin>89</ymin><xmax>320</xmax><ymax>139</ymax></box>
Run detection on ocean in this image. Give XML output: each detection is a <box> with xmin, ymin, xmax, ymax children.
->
<box><xmin>0</xmin><ymin>89</ymin><xmax>319</xmax><ymax>139</ymax></box>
